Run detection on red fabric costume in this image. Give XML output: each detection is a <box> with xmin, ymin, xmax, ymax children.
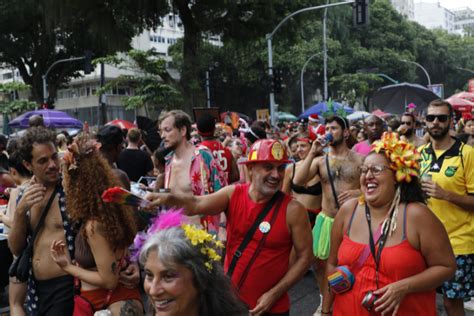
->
<box><xmin>200</xmin><ymin>140</ymin><xmax>233</xmax><ymax>182</ymax></box>
<box><xmin>224</xmin><ymin>183</ymin><xmax>293</xmax><ymax>313</ymax></box>
<box><xmin>333</xmin><ymin>207</ymin><xmax>436</xmax><ymax>315</ymax></box>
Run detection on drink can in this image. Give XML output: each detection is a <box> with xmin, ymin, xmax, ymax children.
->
<box><xmin>421</xmin><ymin>173</ymin><xmax>432</xmax><ymax>182</ymax></box>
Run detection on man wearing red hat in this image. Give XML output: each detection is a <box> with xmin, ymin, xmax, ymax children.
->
<box><xmin>145</xmin><ymin>139</ymin><xmax>313</xmax><ymax>316</ymax></box>
<box><xmin>308</xmin><ymin>114</ymin><xmax>325</xmax><ymax>137</ymax></box>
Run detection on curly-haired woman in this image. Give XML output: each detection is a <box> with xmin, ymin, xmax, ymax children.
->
<box><xmin>50</xmin><ymin>135</ymin><xmax>143</xmax><ymax>315</ymax></box>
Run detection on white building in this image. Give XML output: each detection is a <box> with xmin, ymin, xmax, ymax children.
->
<box><xmin>390</xmin><ymin>0</ymin><xmax>415</xmax><ymax>20</ymax></box>
<box><xmin>414</xmin><ymin>2</ymin><xmax>456</xmax><ymax>33</ymax></box>
<box><xmin>452</xmin><ymin>7</ymin><xmax>474</xmax><ymax>36</ymax></box>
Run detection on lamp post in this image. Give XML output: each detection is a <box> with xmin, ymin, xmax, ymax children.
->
<box><xmin>266</xmin><ymin>1</ymin><xmax>355</xmax><ymax>126</ymax></box>
<box><xmin>456</xmin><ymin>67</ymin><xmax>474</xmax><ymax>74</ymax></box>
<box><xmin>301</xmin><ymin>53</ymin><xmax>322</xmax><ymax>114</ymax></box>
<box><xmin>401</xmin><ymin>59</ymin><xmax>431</xmax><ymax>86</ymax></box>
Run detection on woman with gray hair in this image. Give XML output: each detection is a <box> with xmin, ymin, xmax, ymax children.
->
<box><xmin>138</xmin><ymin>211</ymin><xmax>246</xmax><ymax>316</ymax></box>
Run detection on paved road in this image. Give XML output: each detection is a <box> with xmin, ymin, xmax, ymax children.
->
<box><xmin>289</xmin><ymin>272</ymin><xmax>474</xmax><ymax>316</ymax></box>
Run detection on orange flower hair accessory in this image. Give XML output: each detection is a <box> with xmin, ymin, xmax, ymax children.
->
<box><xmin>371</xmin><ymin>132</ymin><xmax>420</xmax><ymax>183</ymax></box>
<box><xmin>63</xmin><ymin>133</ymin><xmax>101</xmax><ymax>171</ymax></box>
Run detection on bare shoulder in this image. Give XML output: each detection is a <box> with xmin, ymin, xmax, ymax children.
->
<box><xmin>286</xmin><ymin>199</ymin><xmax>307</xmax><ymax>223</ymax></box>
<box><xmin>336</xmin><ymin>198</ymin><xmax>358</xmax><ymax>224</ymax></box>
<box><xmin>404</xmin><ymin>202</ymin><xmax>441</xmax><ymax>229</ymax></box>
<box><xmin>221</xmin><ymin>184</ymin><xmax>237</xmax><ymax>199</ymax></box>
<box><xmin>350</xmin><ymin>151</ymin><xmax>364</xmax><ymax>165</ymax></box>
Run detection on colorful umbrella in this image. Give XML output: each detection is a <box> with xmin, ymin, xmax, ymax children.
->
<box><xmin>298</xmin><ymin>101</ymin><xmax>354</xmax><ymax>119</ymax></box>
<box><xmin>446</xmin><ymin>97</ymin><xmax>474</xmax><ymax>113</ymax></box>
<box><xmin>106</xmin><ymin>119</ymin><xmax>136</xmax><ymax>130</ymax></box>
<box><xmin>346</xmin><ymin>111</ymin><xmax>371</xmax><ymax>121</ymax></box>
<box><xmin>8</xmin><ymin>109</ymin><xmax>83</xmax><ymax>129</ymax></box>
<box><xmin>277</xmin><ymin>111</ymin><xmax>298</xmax><ymax>122</ymax></box>
<box><xmin>371</xmin><ymin>109</ymin><xmax>391</xmax><ymax>117</ymax></box>
<box><xmin>450</xmin><ymin>91</ymin><xmax>474</xmax><ymax>103</ymax></box>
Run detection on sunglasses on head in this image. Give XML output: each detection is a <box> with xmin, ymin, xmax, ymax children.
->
<box><xmin>426</xmin><ymin>114</ymin><xmax>449</xmax><ymax>122</ymax></box>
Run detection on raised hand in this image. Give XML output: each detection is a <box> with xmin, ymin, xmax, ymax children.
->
<box><xmin>50</xmin><ymin>240</ymin><xmax>71</xmax><ymax>269</ymax></box>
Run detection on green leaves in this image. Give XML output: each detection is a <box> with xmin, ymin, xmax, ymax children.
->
<box><xmin>95</xmin><ymin>49</ymin><xmax>182</xmax><ymax>110</ymax></box>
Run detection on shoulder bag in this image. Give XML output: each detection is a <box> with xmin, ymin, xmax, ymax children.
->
<box><xmin>9</xmin><ymin>185</ymin><xmax>58</xmax><ymax>282</ymax></box>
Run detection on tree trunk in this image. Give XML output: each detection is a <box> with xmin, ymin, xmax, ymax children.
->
<box><xmin>173</xmin><ymin>0</ymin><xmax>201</xmax><ymax>111</ymax></box>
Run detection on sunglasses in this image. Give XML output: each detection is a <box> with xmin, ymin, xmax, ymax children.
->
<box><xmin>359</xmin><ymin>165</ymin><xmax>390</xmax><ymax>176</ymax></box>
<box><xmin>426</xmin><ymin>114</ymin><xmax>449</xmax><ymax>122</ymax></box>
<box><xmin>400</xmin><ymin>121</ymin><xmax>412</xmax><ymax>126</ymax></box>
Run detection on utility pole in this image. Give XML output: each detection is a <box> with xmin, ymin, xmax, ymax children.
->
<box><xmin>323</xmin><ymin>0</ymin><xmax>329</xmax><ymax>101</ymax></box>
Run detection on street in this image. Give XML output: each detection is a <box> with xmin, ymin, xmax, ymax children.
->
<box><xmin>289</xmin><ymin>272</ymin><xmax>474</xmax><ymax>316</ymax></box>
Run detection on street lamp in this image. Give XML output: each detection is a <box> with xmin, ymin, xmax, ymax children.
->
<box><xmin>301</xmin><ymin>53</ymin><xmax>322</xmax><ymax>114</ymax></box>
<box><xmin>401</xmin><ymin>59</ymin><xmax>431</xmax><ymax>86</ymax></box>
<box><xmin>456</xmin><ymin>67</ymin><xmax>474</xmax><ymax>74</ymax></box>
<box><xmin>266</xmin><ymin>1</ymin><xmax>355</xmax><ymax>126</ymax></box>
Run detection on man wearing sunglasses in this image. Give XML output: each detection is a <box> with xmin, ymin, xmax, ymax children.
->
<box><xmin>418</xmin><ymin>99</ymin><xmax>474</xmax><ymax>316</ymax></box>
<box><xmin>398</xmin><ymin>112</ymin><xmax>426</xmax><ymax>147</ymax></box>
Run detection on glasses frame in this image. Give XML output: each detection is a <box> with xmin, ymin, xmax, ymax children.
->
<box><xmin>359</xmin><ymin>165</ymin><xmax>391</xmax><ymax>176</ymax></box>
<box><xmin>426</xmin><ymin>114</ymin><xmax>450</xmax><ymax>123</ymax></box>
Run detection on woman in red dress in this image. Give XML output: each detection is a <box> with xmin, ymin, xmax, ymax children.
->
<box><xmin>326</xmin><ymin>133</ymin><xmax>456</xmax><ymax>315</ymax></box>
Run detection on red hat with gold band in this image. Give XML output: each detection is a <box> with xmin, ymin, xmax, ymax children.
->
<box><xmin>241</xmin><ymin>139</ymin><xmax>291</xmax><ymax>165</ymax></box>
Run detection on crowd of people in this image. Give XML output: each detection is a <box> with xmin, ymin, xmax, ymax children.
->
<box><xmin>0</xmin><ymin>100</ymin><xmax>470</xmax><ymax>316</ymax></box>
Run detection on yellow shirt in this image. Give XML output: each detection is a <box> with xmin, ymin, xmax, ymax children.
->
<box><xmin>418</xmin><ymin>141</ymin><xmax>474</xmax><ymax>255</ymax></box>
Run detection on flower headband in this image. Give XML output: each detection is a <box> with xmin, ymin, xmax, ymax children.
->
<box><xmin>132</xmin><ymin>210</ymin><xmax>223</xmax><ymax>271</ymax></box>
<box><xmin>371</xmin><ymin>132</ymin><xmax>420</xmax><ymax>183</ymax></box>
<box><xmin>63</xmin><ymin>133</ymin><xmax>101</xmax><ymax>171</ymax></box>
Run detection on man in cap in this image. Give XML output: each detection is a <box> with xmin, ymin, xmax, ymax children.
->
<box><xmin>145</xmin><ymin>139</ymin><xmax>313</xmax><ymax>315</ymax></box>
<box><xmin>197</xmin><ymin>113</ymin><xmax>239</xmax><ymax>183</ymax></box>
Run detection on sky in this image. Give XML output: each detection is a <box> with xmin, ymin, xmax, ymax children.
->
<box><xmin>415</xmin><ymin>0</ymin><xmax>474</xmax><ymax>10</ymax></box>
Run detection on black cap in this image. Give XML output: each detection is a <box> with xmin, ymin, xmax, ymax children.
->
<box><xmin>97</xmin><ymin>125</ymin><xmax>124</xmax><ymax>146</ymax></box>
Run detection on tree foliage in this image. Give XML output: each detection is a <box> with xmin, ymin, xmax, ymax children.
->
<box><xmin>0</xmin><ymin>82</ymin><xmax>37</xmax><ymax>114</ymax></box>
<box><xmin>0</xmin><ymin>0</ymin><xmax>168</xmax><ymax>104</ymax></box>
<box><xmin>95</xmin><ymin>49</ymin><xmax>182</xmax><ymax>111</ymax></box>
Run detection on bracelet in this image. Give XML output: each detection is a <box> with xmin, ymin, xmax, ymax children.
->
<box><xmin>321</xmin><ymin>311</ymin><xmax>332</xmax><ymax>315</ymax></box>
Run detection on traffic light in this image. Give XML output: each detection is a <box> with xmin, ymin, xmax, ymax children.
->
<box><xmin>353</xmin><ymin>0</ymin><xmax>369</xmax><ymax>27</ymax></box>
<box><xmin>271</xmin><ymin>68</ymin><xmax>285</xmax><ymax>93</ymax></box>
<box><xmin>84</xmin><ymin>50</ymin><xmax>93</xmax><ymax>74</ymax></box>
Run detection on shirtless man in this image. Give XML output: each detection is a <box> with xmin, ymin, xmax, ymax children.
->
<box><xmin>293</xmin><ymin>116</ymin><xmax>363</xmax><ymax>315</ymax></box>
<box><xmin>158</xmin><ymin>110</ymin><xmax>227</xmax><ymax>232</ymax></box>
<box><xmin>398</xmin><ymin>112</ymin><xmax>426</xmax><ymax>147</ymax></box>
<box><xmin>8</xmin><ymin>127</ymin><xmax>75</xmax><ymax>315</ymax></box>
<box><xmin>9</xmin><ymin>127</ymin><xmax>139</xmax><ymax>315</ymax></box>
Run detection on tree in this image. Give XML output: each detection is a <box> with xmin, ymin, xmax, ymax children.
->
<box><xmin>95</xmin><ymin>49</ymin><xmax>182</xmax><ymax>114</ymax></box>
<box><xmin>0</xmin><ymin>0</ymin><xmax>168</xmax><ymax>104</ymax></box>
<box><xmin>0</xmin><ymin>82</ymin><xmax>37</xmax><ymax>115</ymax></box>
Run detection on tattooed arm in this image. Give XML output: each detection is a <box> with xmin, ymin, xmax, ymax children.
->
<box><xmin>51</xmin><ymin>220</ymin><xmax>122</xmax><ymax>290</ymax></box>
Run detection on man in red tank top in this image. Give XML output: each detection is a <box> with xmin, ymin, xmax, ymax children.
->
<box><xmin>197</xmin><ymin>114</ymin><xmax>239</xmax><ymax>184</ymax></box>
<box><xmin>146</xmin><ymin>139</ymin><xmax>313</xmax><ymax>315</ymax></box>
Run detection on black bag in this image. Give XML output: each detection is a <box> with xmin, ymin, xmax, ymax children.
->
<box><xmin>9</xmin><ymin>186</ymin><xmax>58</xmax><ymax>282</ymax></box>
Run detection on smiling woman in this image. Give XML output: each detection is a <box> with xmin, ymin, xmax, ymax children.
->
<box><xmin>139</xmin><ymin>213</ymin><xmax>246</xmax><ymax>316</ymax></box>
<box><xmin>325</xmin><ymin>133</ymin><xmax>456</xmax><ymax>315</ymax></box>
